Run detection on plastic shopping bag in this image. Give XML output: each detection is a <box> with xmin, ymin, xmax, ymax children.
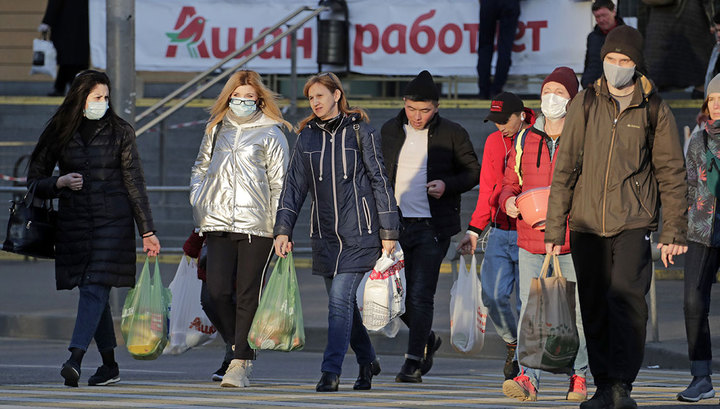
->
<box><xmin>357</xmin><ymin>270</ymin><xmax>402</xmax><ymax>338</ymax></box>
<box><xmin>121</xmin><ymin>257</ymin><xmax>172</xmax><ymax>360</ymax></box>
<box><xmin>163</xmin><ymin>256</ymin><xmax>217</xmax><ymax>355</ymax></box>
<box><xmin>30</xmin><ymin>36</ymin><xmax>57</xmax><ymax>78</ymax></box>
<box><xmin>247</xmin><ymin>251</ymin><xmax>305</xmax><ymax>351</ymax></box>
<box><xmin>449</xmin><ymin>254</ymin><xmax>488</xmax><ymax>354</ymax></box>
<box><xmin>358</xmin><ymin>246</ymin><xmax>405</xmax><ymax>334</ymax></box>
<box><xmin>518</xmin><ymin>254</ymin><xmax>579</xmax><ymax>374</ymax></box>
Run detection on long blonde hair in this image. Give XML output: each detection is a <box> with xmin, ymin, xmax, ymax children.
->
<box><xmin>297</xmin><ymin>72</ymin><xmax>369</xmax><ymax>131</ymax></box>
<box><xmin>205</xmin><ymin>70</ymin><xmax>291</xmax><ymax>134</ymax></box>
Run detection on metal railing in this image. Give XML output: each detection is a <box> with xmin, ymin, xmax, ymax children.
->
<box><xmin>134</xmin><ymin>6</ymin><xmax>328</xmax><ymax>137</ymax></box>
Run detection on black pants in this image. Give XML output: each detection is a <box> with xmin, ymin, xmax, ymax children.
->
<box><xmin>570</xmin><ymin>229</ymin><xmax>652</xmax><ymax>387</ymax></box>
<box><xmin>205</xmin><ymin>233</ymin><xmax>273</xmax><ymax>360</ymax></box>
<box><xmin>398</xmin><ymin>219</ymin><xmax>450</xmax><ymax>359</ymax></box>
<box><xmin>200</xmin><ymin>281</ymin><xmax>234</xmax><ymax>364</ymax></box>
<box><xmin>683</xmin><ymin>241</ymin><xmax>717</xmax><ymax>375</ymax></box>
<box><xmin>476</xmin><ymin>0</ymin><xmax>520</xmax><ymax>98</ymax></box>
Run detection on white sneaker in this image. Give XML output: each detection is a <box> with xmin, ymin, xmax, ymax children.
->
<box><xmin>220</xmin><ymin>359</ymin><xmax>252</xmax><ymax>388</ymax></box>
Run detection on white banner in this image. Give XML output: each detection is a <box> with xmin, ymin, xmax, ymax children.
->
<box><xmin>90</xmin><ymin>0</ymin><xmax>592</xmax><ymax>76</ymax></box>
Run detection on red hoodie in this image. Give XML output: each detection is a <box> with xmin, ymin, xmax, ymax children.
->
<box><xmin>468</xmin><ymin>108</ymin><xmax>535</xmax><ymax>234</ymax></box>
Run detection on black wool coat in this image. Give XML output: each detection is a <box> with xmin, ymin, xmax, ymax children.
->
<box><xmin>28</xmin><ymin>116</ymin><xmax>154</xmax><ymax>290</ymax></box>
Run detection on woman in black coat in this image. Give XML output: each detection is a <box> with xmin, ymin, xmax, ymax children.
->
<box><xmin>27</xmin><ymin>70</ymin><xmax>160</xmax><ymax>387</ymax></box>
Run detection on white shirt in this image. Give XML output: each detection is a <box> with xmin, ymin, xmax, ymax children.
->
<box><xmin>394</xmin><ymin>124</ymin><xmax>431</xmax><ymax>217</ymax></box>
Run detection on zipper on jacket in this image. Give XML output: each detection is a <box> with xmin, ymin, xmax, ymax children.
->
<box><xmin>309</xmin><ymin>160</ymin><xmax>322</xmax><ymax>239</ymax></box>
<box><xmin>633</xmin><ymin>178</ymin><xmax>653</xmax><ymax>217</ymax></box>
<box><xmin>310</xmin><ymin>201</ymin><xmax>315</xmax><ymax>236</ymax></box>
<box><xmin>353</xmin><ymin>152</ymin><xmax>362</xmax><ymax>235</ymax></box>
<box><xmin>361</xmin><ymin>197</ymin><xmax>372</xmax><ymax>234</ymax></box>
<box><xmin>330</xmin><ymin>127</ymin><xmax>343</xmax><ymax>276</ymax></box>
<box><xmin>602</xmin><ymin>97</ymin><xmax>645</xmax><ymax>235</ymax></box>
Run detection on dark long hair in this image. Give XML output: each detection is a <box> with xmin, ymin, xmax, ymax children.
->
<box><xmin>30</xmin><ymin>70</ymin><xmax>121</xmax><ymax>164</ymax></box>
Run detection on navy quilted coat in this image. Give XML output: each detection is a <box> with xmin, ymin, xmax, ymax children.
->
<box><xmin>274</xmin><ymin>114</ymin><xmax>399</xmax><ymax>277</ymax></box>
<box><xmin>27</xmin><ymin>117</ymin><xmax>154</xmax><ymax>290</ymax></box>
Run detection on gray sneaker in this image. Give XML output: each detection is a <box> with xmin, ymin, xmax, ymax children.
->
<box><xmin>677</xmin><ymin>376</ymin><xmax>715</xmax><ymax>402</ymax></box>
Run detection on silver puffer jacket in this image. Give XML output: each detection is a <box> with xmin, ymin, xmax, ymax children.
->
<box><xmin>190</xmin><ymin>113</ymin><xmax>289</xmax><ymax>237</ymax></box>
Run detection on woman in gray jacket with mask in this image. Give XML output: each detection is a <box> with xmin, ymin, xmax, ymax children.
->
<box><xmin>190</xmin><ymin>70</ymin><xmax>290</xmax><ymax>388</ymax></box>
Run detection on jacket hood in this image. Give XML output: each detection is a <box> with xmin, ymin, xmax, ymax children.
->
<box><xmin>592</xmin><ymin>72</ymin><xmax>657</xmax><ymax>102</ymax></box>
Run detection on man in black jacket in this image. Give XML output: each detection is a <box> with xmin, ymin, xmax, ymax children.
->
<box><xmin>581</xmin><ymin>0</ymin><xmax>625</xmax><ymax>88</ymax></box>
<box><xmin>380</xmin><ymin>70</ymin><xmax>481</xmax><ymax>383</ymax></box>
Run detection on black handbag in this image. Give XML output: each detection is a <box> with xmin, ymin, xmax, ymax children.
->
<box><xmin>3</xmin><ymin>182</ymin><xmax>57</xmax><ymax>258</ymax></box>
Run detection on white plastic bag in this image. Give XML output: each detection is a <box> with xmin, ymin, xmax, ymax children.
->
<box><xmin>449</xmin><ymin>254</ymin><xmax>488</xmax><ymax>354</ymax></box>
<box><xmin>357</xmin><ymin>273</ymin><xmax>402</xmax><ymax>338</ymax></box>
<box><xmin>30</xmin><ymin>37</ymin><xmax>57</xmax><ymax>79</ymax></box>
<box><xmin>163</xmin><ymin>256</ymin><xmax>217</xmax><ymax>355</ymax></box>
<box><xmin>357</xmin><ymin>246</ymin><xmax>405</xmax><ymax>336</ymax></box>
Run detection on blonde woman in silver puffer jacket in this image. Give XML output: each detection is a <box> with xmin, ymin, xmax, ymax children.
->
<box><xmin>190</xmin><ymin>70</ymin><xmax>290</xmax><ymax>389</ymax></box>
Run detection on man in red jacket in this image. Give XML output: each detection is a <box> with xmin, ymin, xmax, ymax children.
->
<box><xmin>498</xmin><ymin>67</ymin><xmax>588</xmax><ymax>403</ymax></box>
<box><xmin>458</xmin><ymin>92</ymin><xmax>533</xmax><ymax>380</ymax></box>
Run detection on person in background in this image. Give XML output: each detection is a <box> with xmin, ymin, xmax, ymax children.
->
<box><xmin>644</xmin><ymin>0</ymin><xmax>716</xmax><ymax>98</ymax></box>
<box><xmin>458</xmin><ymin>92</ymin><xmax>533</xmax><ymax>382</ymax></box>
<box><xmin>545</xmin><ymin>26</ymin><xmax>687</xmax><ymax>409</ymax></box>
<box><xmin>274</xmin><ymin>72</ymin><xmax>398</xmax><ymax>393</ymax></box>
<box><xmin>677</xmin><ymin>73</ymin><xmax>720</xmax><ymax>403</ymax></box>
<box><xmin>581</xmin><ymin>0</ymin><xmax>625</xmax><ymax>89</ymax></box>
<box><xmin>190</xmin><ymin>70</ymin><xmax>290</xmax><ymax>388</ymax></box>
<box><xmin>38</xmin><ymin>0</ymin><xmax>89</xmax><ymax>96</ymax></box>
<box><xmin>477</xmin><ymin>0</ymin><xmax>521</xmax><ymax>99</ymax></box>
<box><xmin>383</xmin><ymin>70</ymin><xmax>480</xmax><ymax>383</ymax></box>
<box><xmin>27</xmin><ymin>70</ymin><xmax>160</xmax><ymax>387</ymax></box>
<box><xmin>182</xmin><ymin>231</ymin><xmax>234</xmax><ymax>382</ymax></box>
<box><xmin>497</xmin><ymin>67</ymin><xmax>588</xmax><ymax>403</ymax></box>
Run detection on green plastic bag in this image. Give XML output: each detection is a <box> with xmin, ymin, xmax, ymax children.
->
<box><xmin>248</xmin><ymin>252</ymin><xmax>305</xmax><ymax>351</ymax></box>
<box><xmin>121</xmin><ymin>257</ymin><xmax>172</xmax><ymax>360</ymax></box>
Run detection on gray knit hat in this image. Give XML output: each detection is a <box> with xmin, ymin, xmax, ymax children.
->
<box><xmin>707</xmin><ymin>73</ymin><xmax>720</xmax><ymax>99</ymax></box>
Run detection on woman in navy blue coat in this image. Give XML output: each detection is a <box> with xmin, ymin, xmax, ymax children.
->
<box><xmin>274</xmin><ymin>72</ymin><xmax>399</xmax><ymax>392</ymax></box>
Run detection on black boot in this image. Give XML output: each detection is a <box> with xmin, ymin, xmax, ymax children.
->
<box><xmin>353</xmin><ymin>359</ymin><xmax>381</xmax><ymax>390</ymax></box>
<box><xmin>316</xmin><ymin>372</ymin><xmax>340</xmax><ymax>392</ymax></box>
<box><xmin>419</xmin><ymin>332</ymin><xmax>442</xmax><ymax>376</ymax></box>
<box><xmin>503</xmin><ymin>343</ymin><xmax>519</xmax><ymax>380</ymax></box>
<box><xmin>395</xmin><ymin>358</ymin><xmax>422</xmax><ymax>383</ymax></box>
<box><xmin>580</xmin><ymin>385</ymin><xmax>612</xmax><ymax>409</ymax></box>
<box><xmin>611</xmin><ymin>383</ymin><xmax>637</xmax><ymax>409</ymax></box>
<box><xmin>61</xmin><ymin>348</ymin><xmax>85</xmax><ymax>387</ymax></box>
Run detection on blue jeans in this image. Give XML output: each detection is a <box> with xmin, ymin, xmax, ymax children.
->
<box><xmin>479</xmin><ymin>227</ymin><xmax>520</xmax><ymax>345</ymax></box>
<box><xmin>518</xmin><ymin>249</ymin><xmax>588</xmax><ymax>387</ymax></box>
<box><xmin>322</xmin><ymin>272</ymin><xmax>376</xmax><ymax>375</ymax></box>
<box><xmin>69</xmin><ymin>284</ymin><xmax>118</xmax><ymax>352</ymax></box>
<box><xmin>399</xmin><ymin>219</ymin><xmax>451</xmax><ymax>359</ymax></box>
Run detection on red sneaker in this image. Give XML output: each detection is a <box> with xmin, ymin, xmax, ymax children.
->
<box><xmin>567</xmin><ymin>374</ymin><xmax>588</xmax><ymax>401</ymax></box>
<box><xmin>503</xmin><ymin>374</ymin><xmax>538</xmax><ymax>401</ymax></box>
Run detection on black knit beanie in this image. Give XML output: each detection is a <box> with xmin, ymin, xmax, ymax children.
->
<box><xmin>404</xmin><ymin>70</ymin><xmax>440</xmax><ymax>101</ymax></box>
<box><xmin>600</xmin><ymin>25</ymin><xmax>646</xmax><ymax>73</ymax></box>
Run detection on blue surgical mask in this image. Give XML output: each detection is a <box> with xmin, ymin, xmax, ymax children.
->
<box><xmin>84</xmin><ymin>101</ymin><xmax>108</xmax><ymax>120</ymax></box>
<box><xmin>229</xmin><ymin>98</ymin><xmax>257</xmax><ymax>117</ymax></box>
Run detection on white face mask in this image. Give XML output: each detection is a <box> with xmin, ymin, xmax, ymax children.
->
<box><xmin>603</xmin><ymin>60</ymin><xmax>636</xmax><ymax>89</ymax></box>
<box><xmin>229</xmin><ymin>98</ymin><xmax>257</xmax><ymax>117</ymax></box>
<box><xmin>84</xmin><ymin>101</ymin><xmax>108</xmax><ymax>120</ymax></box>
<box><xmin>540</xmin><ymin>93</ymin><xmax>570</xmax><ymax>119</ymax></box>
